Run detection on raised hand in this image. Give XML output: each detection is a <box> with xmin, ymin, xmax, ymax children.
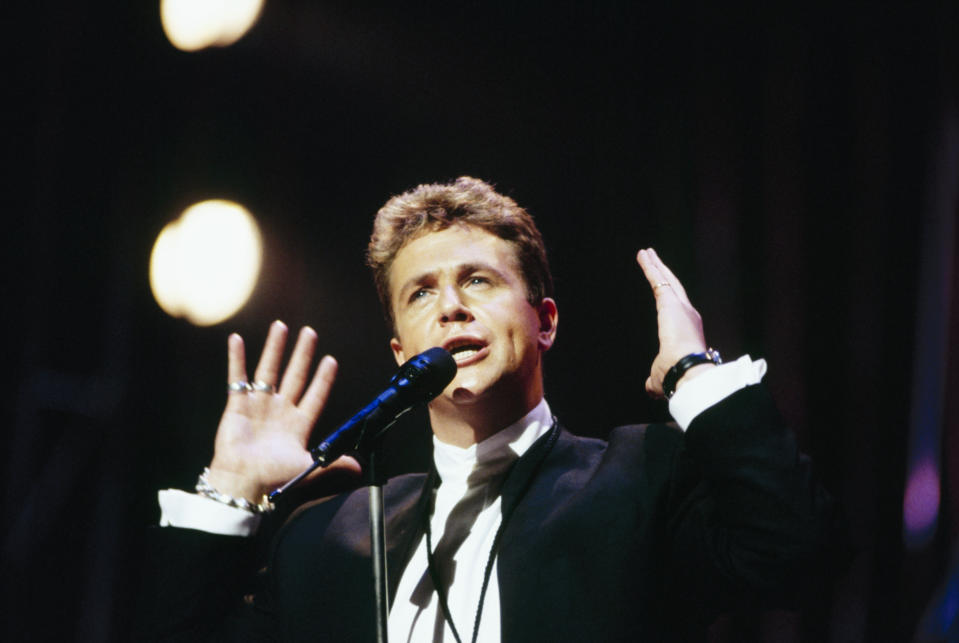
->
<box><xmin>206</xmin><ymin>320</ymin><xmax>361</xmax><ymax>503</ymax></box>
<box><xmin>636</xmin><ymin>248</ymin><xmax>712</xmax><ymax>398</ymax></box>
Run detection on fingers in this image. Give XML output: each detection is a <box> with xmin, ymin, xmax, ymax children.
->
<box><xmin>636</xmin><ymin>248</ymin><xmax>691</xmax><ymax>304</ymax></box>
<box><xmin>636</xmin><ymin>247</ymin><xmax>665</xmax><ymax>289</ymax></box>
<box><xmin>300</xmin><ymin>355</ymin><xmax>338</xmax><ymax>419</ymax></box>
<box><xmin>227</xmin><ymin>333</ymin><xmax>248</xmax><ymax>384</ymax></box>
<box><xmin>225</xmin><ymin>333</ymin><xmax>250</xmax><ymax>409</ymax></box>
<box><xmin>636</xmin><ymin>248</ymin><xmax>708</xmax><ymax>400</ymax></box>
<box><xmin>252</xmin><ymin>320</ymin><xmax>289</xmax><ymax>387</ymax></box>
<box><xmin>238</xmin><ymin>322</ymin><xmax>335</xmax><ymax>409</ymax></box>
<box><xmin>227</xmin><ymin>322</ymin><xmax>336</xmax><ymax>421</ymax></box>
<box><xmin>648</xmin><ymin>249</ymin><xmax>690</xmax><ymax>301</ymax></box>
<box><xmin>278</xmin><ymin>327</ymin><xmax>318</xmax><ymax>401</ymax></box>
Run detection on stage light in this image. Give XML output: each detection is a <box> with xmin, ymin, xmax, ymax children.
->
<box><xmin>160</xmin><ymin>0</ymin><xmax>265</xmax><ymax>52</ymax></box>
<box><xmin>150</xmin><ymin>199</ymin><xmax>263</xmax><ymax>326</ymax></box>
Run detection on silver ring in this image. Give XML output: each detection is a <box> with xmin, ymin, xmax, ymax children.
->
<box><xmin>228</xmin><ymin>380</ymin><xmax>252</xmax><ymax>393</ymax></box>
<box><xmin>653</xmin><ymin>282</ymin><xmax>671</xmax><ymax>290</ymax></box>
<box><xmin>251</xmin><ymin>380</ymin><xmax>277</xmax><ymax>394</ymax></box>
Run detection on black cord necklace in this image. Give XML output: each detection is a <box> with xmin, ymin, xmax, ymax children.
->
<box><xmin>421</xmin><ymin>421</ymin><xmax>559</xmax><ymax>643</ymax></box>
<box><xmin>424</xmin><ymin>499</ymin><xmax>502</xmax><ymax>643</ymax></box>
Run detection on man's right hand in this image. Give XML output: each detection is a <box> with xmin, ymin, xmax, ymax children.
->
<box><xmin>205</xmin><ymin>320</ymin><xmax>361</xmax><ymax>503</ymax></box>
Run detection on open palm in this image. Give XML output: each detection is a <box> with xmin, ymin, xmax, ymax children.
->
<box><xmin>207</xmin><ymin>321</ymin><xmax>361</xmax><ymax>502</ymax></box>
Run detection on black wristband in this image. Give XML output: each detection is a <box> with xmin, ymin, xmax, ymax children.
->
<box><xmin>662</xmin><ymin>348</ymin><xmax>722</xmax><ymax>399</ymax></box>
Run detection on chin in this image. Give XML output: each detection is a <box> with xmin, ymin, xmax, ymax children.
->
<box><xmin>449</xmin><ymin>386</ymin><xmax>483</xmax><ymax>404</ymax></box>
<box><xmin>438</xmin><ymin>375</ymin><xmax>498</xmax><ymax>406</ymax></box>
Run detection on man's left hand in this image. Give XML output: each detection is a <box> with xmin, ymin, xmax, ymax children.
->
<box><xmin>636</xmin><ymin>248</ymin><xmax>713</xmax><ymax>398</ymax></box>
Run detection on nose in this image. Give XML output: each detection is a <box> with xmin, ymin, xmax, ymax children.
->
<box><xmin>437</xmin><ymin>285</ymin><xmax>472</xmax><ymax>324</ymax></box>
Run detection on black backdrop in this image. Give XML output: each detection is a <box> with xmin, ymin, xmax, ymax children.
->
<box><xmin>4</xmin><ymin>2</ymin><xmax>958</xmax><ymax>641</ymax></box>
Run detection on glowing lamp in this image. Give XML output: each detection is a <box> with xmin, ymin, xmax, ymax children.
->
<box><xmin>150</xmin><ymin>199</ymin><xmax>263</xmax><ymax>326</ymax></box>
<box><xmin>160</xmin><ymin>0</ymin><xmax>265</xmax><ymax>52</ymax></box>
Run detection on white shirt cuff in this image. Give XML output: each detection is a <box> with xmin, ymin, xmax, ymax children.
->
<box><xmin>667</xmin><ymin>355</ymin><xmax>767</xmax><ymax>430</ymax></box>
<box><xmin>158</xmin><ymin>489</ymin><xmax>260</xmax><ymax>537</ymax></box>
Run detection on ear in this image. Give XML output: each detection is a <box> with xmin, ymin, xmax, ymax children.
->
<box><xmin>536</xmin><ymin>297</ymin><xmax>558</xmax><ymax>351</ymax></box>
<box><xmin>390</xmin><ymin>337</ymin><xmax>406</xmax><ymax>366</ymax></box>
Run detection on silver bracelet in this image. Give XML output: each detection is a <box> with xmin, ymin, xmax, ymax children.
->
<box><xmin>195</xmin><ymin>467</ymin><xmax>275</xmax><ymax>514</ymax></box>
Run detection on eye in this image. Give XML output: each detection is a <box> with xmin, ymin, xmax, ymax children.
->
<box><xmin>409</xmin><ymin>288</ymin><xmax>429</xmax><ymax>302</ymax></box>
<box><xmin>467</xmin><ymin>276</ymin><xmax>490</xmax><ymax>287</ymax></box>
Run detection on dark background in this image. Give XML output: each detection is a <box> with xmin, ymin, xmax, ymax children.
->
<box><xmin>4</xmin><ymin>2</ymin><xmax>958</xmax><ymax>641</ymax></box>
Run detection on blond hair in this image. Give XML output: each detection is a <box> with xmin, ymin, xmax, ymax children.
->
<box><xmin>367</xmin><ymin>176</ymin><xmax>552</xmax><ymax>327</ymax></box>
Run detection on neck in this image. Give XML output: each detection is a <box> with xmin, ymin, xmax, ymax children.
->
<box><xmin>428</xmin><ymin>380</ymin><xmax>543</xmax><ymax>448</ymax></box>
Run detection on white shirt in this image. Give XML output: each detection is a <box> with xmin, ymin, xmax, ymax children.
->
<box><xmin>387</xmin><ymin>398</ymin><xmax>553</xmax><ymax>643</ymax></box>
<box><xmin>159</xmin><ymin>355</ymin><xmax>766</xmax><ymax>642</ymax></box>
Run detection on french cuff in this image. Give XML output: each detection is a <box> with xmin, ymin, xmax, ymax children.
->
<box><xmin>158</xmin><ymin>488</ymin><xmax>261</xmax><ymax>537</ymax></box>
<box><xmin>667</xmin><ymin>355</ymin><xmax>767</xmax><ymax>430</ymax></box>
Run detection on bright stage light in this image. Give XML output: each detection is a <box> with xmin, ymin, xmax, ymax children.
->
<box><xmin>160</xmin><ymin>0</ymin><xmax>265</xmax><ymax>52</ymax></box>
<box><xmin>150</xmin><ymin>199</ymin><xmax>263</xmax><ymax>326</ymax></box>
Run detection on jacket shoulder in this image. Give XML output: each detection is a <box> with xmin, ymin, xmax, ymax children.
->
<box><xmin>274</xmin><ymin>472</ymin><xmax>427</xmax><ymax>543</ymax></box>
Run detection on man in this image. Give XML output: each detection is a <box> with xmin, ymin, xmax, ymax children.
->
<box><xmin>146</xmin><ymin>177</ymin><xmax>835</xmax><ymax>641</ymax></box>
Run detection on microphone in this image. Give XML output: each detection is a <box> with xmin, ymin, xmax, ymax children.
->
<box><xmin>267</xmin><ymin>347</ymin><xmax>455</xmax><ymax>503</ymax></box>
<box><xmin>310</xmin><ymin>346</ymin><xmax>457</xmax><ymax>466</ymax></box>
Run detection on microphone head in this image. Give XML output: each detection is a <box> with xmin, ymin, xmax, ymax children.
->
<box><xmin>391</xmin><ymin>347</ymin><xmax>457</xmax><ymax>402</ymax></box>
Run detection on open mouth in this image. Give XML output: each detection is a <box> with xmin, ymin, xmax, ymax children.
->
<box><xmin>445</xmin><ymin>338</ymin><xmax>487</xmax><ymax>364</ymax></box>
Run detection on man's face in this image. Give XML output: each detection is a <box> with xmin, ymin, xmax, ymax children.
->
<box><xmin>388</xmin><ymin>224</ymin><xmax>557</xmax><ymax>414</ymax></box>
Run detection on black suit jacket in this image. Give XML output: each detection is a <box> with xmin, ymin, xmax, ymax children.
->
<box><xmin>141</xmin><ymin>385</ymin><xmax>836</xmax><ymax>642</ymax></box>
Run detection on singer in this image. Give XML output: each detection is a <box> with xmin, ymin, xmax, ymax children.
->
<box><xmin>143</xmin><ymin>177</ymin><xmax>838</xmax><ymax>641</ymax></box>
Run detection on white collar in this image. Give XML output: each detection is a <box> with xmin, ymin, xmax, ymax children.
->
<box><xmin>432</xmin><ymin>398</ymin><xmax>553</xmax><ymax>486</ymax></box>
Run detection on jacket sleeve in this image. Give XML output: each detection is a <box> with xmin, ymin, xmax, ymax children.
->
<box><xmin>658</xmin><ymin>383</ymin><xmax>840</xmax><ymax>615</ymax></box>
<box><xmin>135</xmin><ymin>526</ymin><xmax>280</xmax><ymax>643</ymax></box>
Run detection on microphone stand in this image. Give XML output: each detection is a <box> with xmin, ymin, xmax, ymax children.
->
<box><xmin>269</xmin><ymin>417</ymin><xmax>400</xmax><ymax>643</ymax></box>
<box><xmin>366</xmin><ymin>447</ymin><xmax>390</xmax><ymax>643</ymax></box>
<box><xmin>267</xmin><ymin>347</ymin><xmax>455</xmax><ymax>643</ymax></box>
